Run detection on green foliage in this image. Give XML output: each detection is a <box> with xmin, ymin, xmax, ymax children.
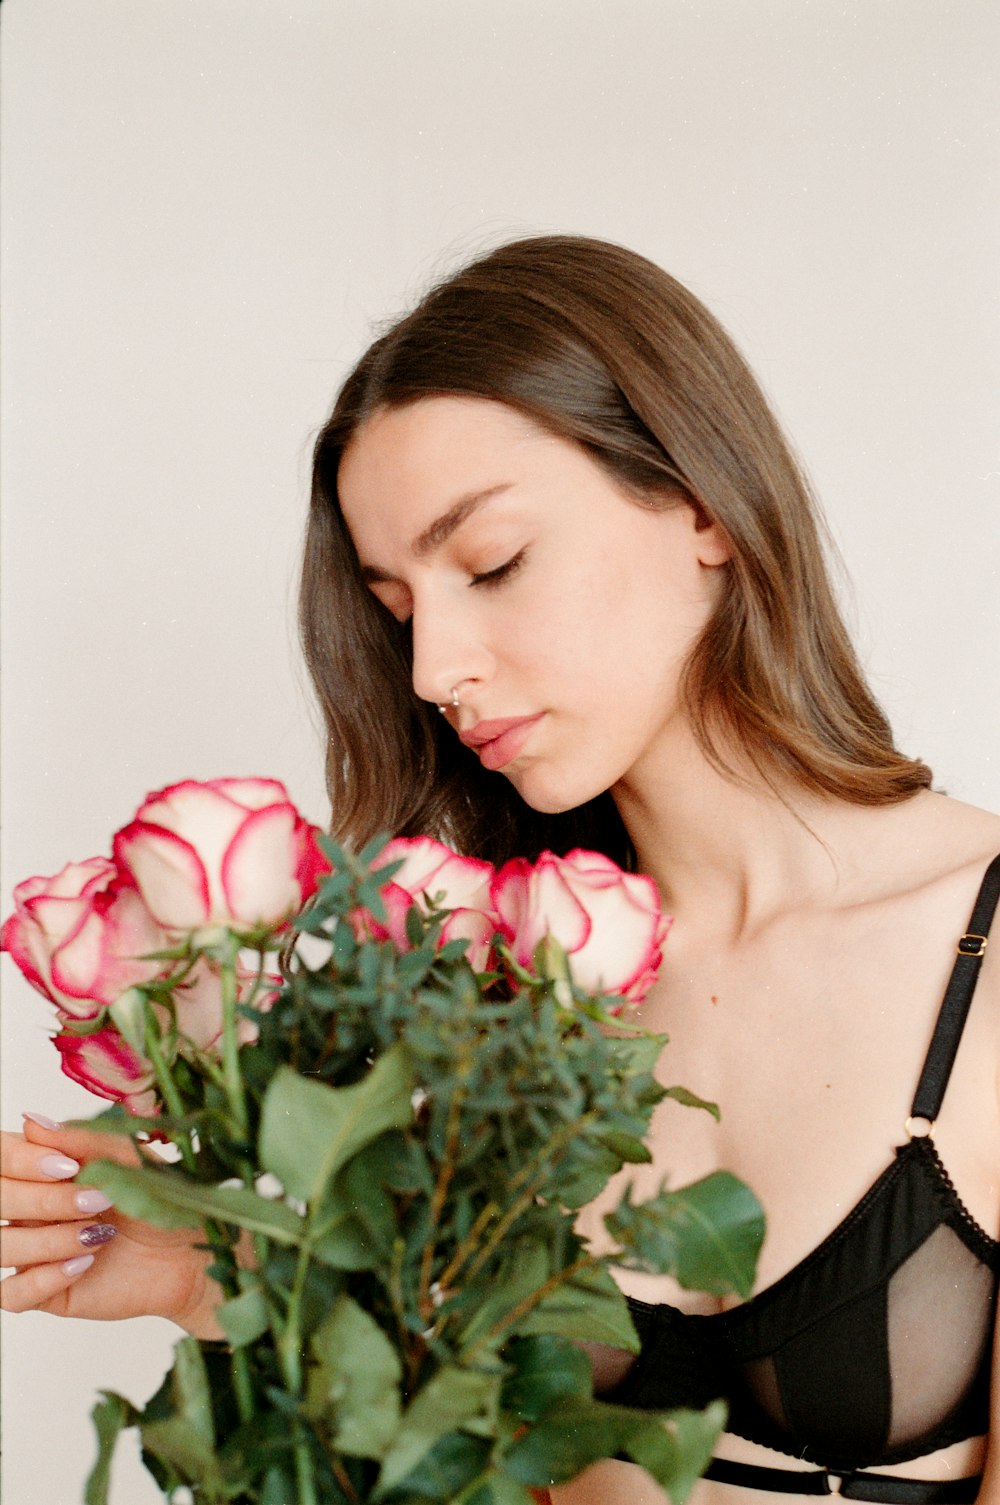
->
<box><xmin>84</xmin><ymin>836</ymin><xmax>764</xmax><ymax>1505</ymax></box>
<box><xmin>606</xmin><ymin>1174</ymin><xmax>766</xmax><ymax>1300</ymax></box>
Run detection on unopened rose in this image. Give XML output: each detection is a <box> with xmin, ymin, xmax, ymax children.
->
<box><xmin>491</xmin><ymin>848</ymin><xmax>671</xmax><ymax>1008</ymax></box>
<box><xmin>356</xmin><ymin>836</ymin><xmax>496</xmax><ymax>971</ymax></box>
<box><xmin>54</xmin><ymin>1026</ymin><xmax>159</xmax><ymax>1117</ymax></box>
<box><xmin>1</xmin><ymin>858</ymin><xmax>170</xmax><ymax>1019</ymax></box>
<box><xmin>113</xmin><ymin>777</ymin><xmax>328</xmax><ymax>934</ymax></box>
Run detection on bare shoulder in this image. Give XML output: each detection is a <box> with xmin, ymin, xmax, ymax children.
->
<box><xmin>850</xmin><ymin>789</ymin><xmax>1000</xmax><ymax>903</ymax></box>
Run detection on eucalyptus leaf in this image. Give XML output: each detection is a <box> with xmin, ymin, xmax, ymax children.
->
<box><xmin>260</xmin><ymin>1044</ymin><xmax>414</xmax><ymax>1203</ymax></box>
<box><xmin>661</xmin><ymin>1085</ymin><xmax>721</xmax><ymax>1122</ymax></box>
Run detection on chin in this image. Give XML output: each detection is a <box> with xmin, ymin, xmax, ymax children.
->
<box><xmin>503</xmin><ymin>765</ymin><xmax>607</xmax><ymax>817</ymax></box>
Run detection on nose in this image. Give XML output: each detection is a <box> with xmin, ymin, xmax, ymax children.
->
<box><xmin>409</xmin><ymin>590</ymin><xmax>492</xmax><ymax>710</ymax></box>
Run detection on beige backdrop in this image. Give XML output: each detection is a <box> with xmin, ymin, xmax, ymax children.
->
<box><xmin>2</xmin><ymin>1</ymin><xmax>998</xmax><ymax>1500</ymax></box>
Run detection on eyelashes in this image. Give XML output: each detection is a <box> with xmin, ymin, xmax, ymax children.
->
<box><xmin>469</xmin><ymin>549</ymin><xmax>527</xmax><ymax>589</ymax></box>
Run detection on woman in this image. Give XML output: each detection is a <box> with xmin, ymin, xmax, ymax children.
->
<box><xmin>3</xmin><ymin>236</ymin><xmax>998</xmax><ymax>1503</ymax></box>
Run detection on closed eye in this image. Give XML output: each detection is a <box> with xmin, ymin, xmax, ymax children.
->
<box><xmin>469</xmin><ymin>549</ymin><xmax>527</xmax><ymax>589</ymax></box>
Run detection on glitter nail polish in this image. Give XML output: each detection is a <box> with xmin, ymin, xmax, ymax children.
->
<box><xmin>79</xmin><ymin>1223</ymin><xmax>117</xmax><ymax>1249</ymax></box>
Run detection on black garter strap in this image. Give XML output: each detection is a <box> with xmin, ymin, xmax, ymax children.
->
<box><xmin>704</xmin><ymin>1457</ymin><xmax>981</xmax><ymax>1501</ymax></box>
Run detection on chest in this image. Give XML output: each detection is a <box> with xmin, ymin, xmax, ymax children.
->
<box><xmin>586</xmin><ymin>905</ymin><xmax>1000</xmax><ymax>1311</ymax></box>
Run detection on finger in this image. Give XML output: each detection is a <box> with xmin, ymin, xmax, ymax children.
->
<box><xmin>0</xmin><ymin>1175</ymin><xmax>115</xmax><ymax>1223</ymax></box>
<box><xmin>20</xmin><ymin>1114</ymin><xmax>142</xmax><ymax>1168</ymax></box>
<box><xmin>1</xmin><ymin>1218</ymin><xmax>117</xmax><ymax>1269</ymax></box>
<box><xmin>0</xmin><ymin>1129</ymin><xmax>83</xmax><ymax>1185</ymax></box>
<box><xmin>0</xmin><ymin>1252</ymin><xmax>98</xmax><ymax>1315</ymax></box>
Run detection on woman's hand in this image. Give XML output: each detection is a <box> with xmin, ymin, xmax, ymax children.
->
<box><xmin>0</xmin><ymin>1115</ymin><xmax>225</xmax><ymax>1337</ymax></box>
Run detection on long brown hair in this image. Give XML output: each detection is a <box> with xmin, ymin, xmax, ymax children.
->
<box><xmin>300</xmin><ymin>235</ymin><xmax>931</xmax><ymax>865</ymax></box>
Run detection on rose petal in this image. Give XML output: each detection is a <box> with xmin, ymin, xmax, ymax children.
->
<box><xmin>220</xmin><ymin>803</ymin><xmax>302</xmax><ymax>927</ymax></box>
<box><xmin>54</xmin><ymin>1027</ymin><xmax>157</xmax><ymax>1115</ymax></box>
<box><xmin>114</xmin><ymin>821</ymin><xmax>212</xmax><ymax>930</ymax></box>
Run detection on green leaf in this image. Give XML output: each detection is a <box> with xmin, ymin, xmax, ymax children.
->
<box><xmin>386</xmin><ymin>1430</ymin><xmax>492</xmax><ymax>1500</ymax></box>
<box><xmin>307</xmin><ymin>1295</ymin><xmax>402</xmax><ymax>1459</ymax></box>
<box><xmin>85</xmin><ymin>1391</ymin><xmax>137</xmax><ymax>1505</ymax></box>
<box><xmin>377</xmin><ymin>1366</ymin><xmax>501</xmax><ymax>1494</ymax></box>
<box><xmin>606</xmin><ymin>1172</ymin><xmax>765</xmax><ymax>1299</ymax></box>
<box><xmin>501</xmin><ymin>1396</ymin><xmax>724</xmax><ymax>1502</ymax></box>
<box><xmin>216</xmin><ymin>1286</ymin><xmax>270</xmax><ymax>1348</ymax></box>
<box><xmin>594</xmin><ymin>1130</ymin><xmax>653</xmax><ymax>1163</ymax></box>
<box><xmin>309</xmin><ymin>1213</ymin><xmax>380</xmax><ymax>1270</ymax></box>
<box><xmin>604</xmin><ymin>1032</ymin><xmax>668</xmax><ymax>1076</ymax></box>
<box><xmin>625</xmin><ymin>1399</ymin><xmax>726</xmax><ymax>1505</ymax></box>
<box><xmin>460</xmin><ymin>1244</ymin><xmax>548</xmax><ymax>1347</ymax></box>
<box><xmin>501</xmin><ymin>1335</ymin><xmax>593</xmax><ymax>1422</ymax></box>
<box><xmin>661</xmin><ymin>1085</ymin><xmax>720</xmax><ymax>1122</ymax></box>
<box><xmin>136</xmin><ymin>1337</ymin><xmax>227</xmax><ymax>1489</ymax></box>
<box><xmin>474</xmin><ymin>1474</ymin><xmax>537</xmax><ymax>1505</ymax></box>
<box><xmin>516</xmin><ymin>1264</ymin><xmax>640</xmax><ymax>1351</ymax></box>
<box><xmin>259</xmin><ymin>1044</ymin><xmax>414</xmax><ymax>1203</ymax></box>
<box><xmin>78</xmin><ymin>1161</ymin><xmax>306</xmax><ymax>1244</ymax></box>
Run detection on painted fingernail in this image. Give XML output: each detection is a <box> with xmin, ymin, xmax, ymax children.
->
<box><xmin>39</xmin><ymin>1153</ymin><xmax>81</xmax><ymax>1180</ymax></box>
<box><xmin>75</xmin><ymin>1189</ymin><xmax>114</xmax><ymax>1214</ymax></box>
<box><xmin>23</xmin><ymin>1111</ymin><xmax>64</xmax><ymax>1131</ymax></box>
<box><xmin>79</xmin><ymin>1223</ymin><xmax>116</xmax><ymax>1249</ymax></box>
<box><xmin>62</xmin><ymin>1254</ymin><xmax>95</xmax><ymax>1277</ymax></box>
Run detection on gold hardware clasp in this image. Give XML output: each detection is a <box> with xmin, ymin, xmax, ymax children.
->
<box><xmin>958</xmin><ymin>933</ymin><xmax>988</xmax><ymax>958</ymax></box>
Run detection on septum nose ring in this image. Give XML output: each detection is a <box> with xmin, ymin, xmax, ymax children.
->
<box><xmin>437</xmin><ymin>686</ymin><xmax>461</xmax><ymax>715</ymax></box>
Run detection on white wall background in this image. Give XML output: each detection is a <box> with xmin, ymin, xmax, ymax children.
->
<box><xmin>2</xmin><ymin>1</ymin><xmax>997</xmax><ymax>1500</ymax></box>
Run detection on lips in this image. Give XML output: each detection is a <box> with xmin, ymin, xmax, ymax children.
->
<box><xmin>459</xmin><ymin>715</ymin><xmax>543</xmax><ymax>772</ymax></box>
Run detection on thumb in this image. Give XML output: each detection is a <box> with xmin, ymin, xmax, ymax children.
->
<box><xmin>21</xmin><ymin>1111</ymin><xmax>142</xmax><ymax>1168</ymax></box>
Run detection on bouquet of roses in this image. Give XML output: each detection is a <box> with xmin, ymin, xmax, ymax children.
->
<box><xmin>3</xmin><ymin>777</ymin><xmax>764</xmax><ymax>1505</ymax></box>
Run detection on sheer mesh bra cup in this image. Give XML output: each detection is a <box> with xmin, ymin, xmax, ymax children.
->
<box><xmin>606</xmin><ymin>853</ymin><xmax>1000</xmax><ymax>1504</ymax></box>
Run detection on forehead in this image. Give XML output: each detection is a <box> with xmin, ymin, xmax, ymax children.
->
<box><xmin>337</xmin><ymin>397</ymin><xmax>556</xmax><ymax>539</ymax></box>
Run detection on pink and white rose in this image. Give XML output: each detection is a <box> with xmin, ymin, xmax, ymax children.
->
<box><xmin>491</xmin><ymin>848</ymin><xmax>671</xmax><ymax>1008</ymax></box>
<box><xmin>0</xmin><ymin>857</ymin><xmax>170</xmax><ymax>1019</ymax></box>
<box><xmin>53</xmin><ymin>1026</ymin><xmax>159</xmax><ymax>1117</ymax></box>
<box><xmin>356</xmin><ymin>836</ymin><xmax>496</xmax><ymax>971</ymax></box>
<box><xmin>113</xmin><ymin>777</ymin><xmax>329</xmax><ymax>934</ymax></box>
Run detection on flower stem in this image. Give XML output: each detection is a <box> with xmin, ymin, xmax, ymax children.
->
<box><xmin>219</xmin><ymin>955</ymin><xmax>249</xmax><ymax>1143</ymax></box>
<box><xmin>278</xmin><ymin>1242</ymin><xmax>319</xmax><ymax>1505</ymax></box>
<box><xmin>142</xmin><ymin>1009</ymin><xmax>197</xmax><ymax>1173</ymax></box>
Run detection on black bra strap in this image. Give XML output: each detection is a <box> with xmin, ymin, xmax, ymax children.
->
<box><xmin>704</xmin><ymin>1457</ymin><xmax>981</xmax><ymax>1501</ymax></box>
<box><xmin>910</xmin><ymin>852</ymin><xmax>1000</xmax><ymax>1123</ymax></box>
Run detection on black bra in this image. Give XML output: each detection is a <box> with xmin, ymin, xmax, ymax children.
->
<box><xmin>608</xmin><ymin>853</ymin><xmax>1000</xmax><ymax>1504</ymax></box>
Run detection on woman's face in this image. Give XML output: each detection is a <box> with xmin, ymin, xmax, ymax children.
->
<box><xmin>338</xmin><ymin>396</ymin><xmax>730</xmax><ymax>813</ymax></box>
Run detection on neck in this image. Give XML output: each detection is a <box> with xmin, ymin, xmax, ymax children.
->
<box><xmin>611</xmin><ymin>720</ymin><xmax>903</xmax><ymax>945</ymax></box>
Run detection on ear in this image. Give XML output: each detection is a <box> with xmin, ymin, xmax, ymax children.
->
<box><xmin>686</xmin><ymin>499</ymin><xmax>733</xmax><ymax>566</ymax></box>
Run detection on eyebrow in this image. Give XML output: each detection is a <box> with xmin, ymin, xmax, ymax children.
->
<box><xmin>359</xmin><ymin>483</ymin><xmax>514</xmax><ymax>583</ymax></box>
